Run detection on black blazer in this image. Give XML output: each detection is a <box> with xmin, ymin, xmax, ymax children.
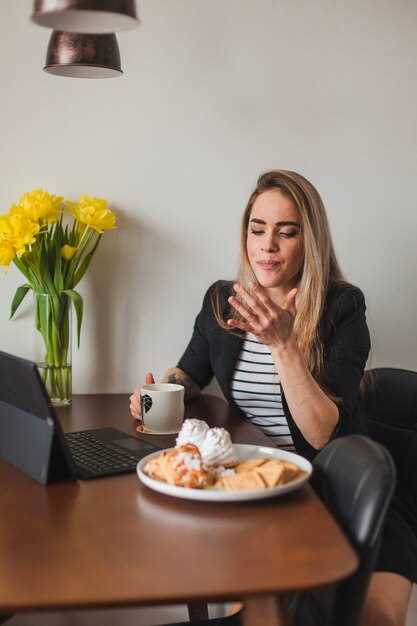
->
<box><xmin>177</xmin><ymin>280</ymin><xmax>371</xmax><ymax>461</ymax></box>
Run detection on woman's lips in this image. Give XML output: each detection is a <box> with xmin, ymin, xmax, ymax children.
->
<box><xmin>257</xmin><ymin>261</ymin><xmax>281</xmax><ymax>271</ymax></box>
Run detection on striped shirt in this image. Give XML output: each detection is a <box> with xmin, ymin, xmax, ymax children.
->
<box><xmin>230</xmin><ymin>332</ymin><xmax>295</xmax><ymax>451</ymax></box>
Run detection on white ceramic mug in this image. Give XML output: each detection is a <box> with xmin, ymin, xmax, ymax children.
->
<box><xmin>140</xmin><ymin>383</ymin><xmax>185</xmax><ymax>434</ymax></box>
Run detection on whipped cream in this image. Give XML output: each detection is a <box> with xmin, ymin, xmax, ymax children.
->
<box><xmin>198</xmin><ymin>427</ymin><xmax>237</xmax><ymax>467</ymax></box>
<box><xmin>176</xmin><ymin>420</ymin><xmax>237</xmax><ymax>468</ymax></box>
<box><xmin>174</xmin><ymin>451</ymin><xmax>203</xmax><ymax>471</ymax></box>
<box><xmin>176</xmin><ymin>419</ymin><xmax>210</xmax><ymax>449</ymax></box>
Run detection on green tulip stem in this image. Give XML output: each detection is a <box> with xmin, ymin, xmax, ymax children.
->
<box><xmin>35</xmin><ymin>293</ymin><xmax>71</xmax><ymax>405</ymax></box>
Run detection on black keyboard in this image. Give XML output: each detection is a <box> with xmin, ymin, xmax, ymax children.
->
<box><xmin>64</xmin><ymin>430</ymin><xmax>141</xmax><ymax>479</ymax></box>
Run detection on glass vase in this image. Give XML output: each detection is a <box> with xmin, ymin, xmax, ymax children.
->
<box><xmin>34</xmin><ymin>292</ymin><xmax>72</xmax><ymax>406</ymax></box>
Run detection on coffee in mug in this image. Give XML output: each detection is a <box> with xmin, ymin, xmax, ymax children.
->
<box><xmin>140</xmin><ymin>383</ymin><xmax>185</xmax><ymax>434</ymax></box>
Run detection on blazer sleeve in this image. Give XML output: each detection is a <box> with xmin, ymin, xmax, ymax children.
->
<box><xmin>176</xmin><ymin>283</ymin><xmax>217</xmax><ymax>389</ymax></box>
<box><xmin>320</xmin><ymin>286</ymin><xmax>371</xmax><ymax>439</ymax></box>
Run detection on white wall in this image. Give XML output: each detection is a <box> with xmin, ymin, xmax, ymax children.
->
<box><xmin>0</xmin><ymin>1</ymin><xmax>416</xmax><ymax>624</ymax></box>
<box><xmin>1</xmin><ymin>1</ymin><xmax>416</xmax><ymax>393</ymax></box>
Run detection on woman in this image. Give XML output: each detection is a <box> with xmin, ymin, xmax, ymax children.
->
<box><xmin>130</xmin><ymin>170</ymin><xmax>414</xmax><ymax>626</ymax></box>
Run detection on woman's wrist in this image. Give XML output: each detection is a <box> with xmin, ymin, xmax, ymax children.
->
<box><xmin>270</xmin><ymin>336</ymin><xmax>301</xmax><ymax>364</ymax></box>
<box><xmin>162</xmin><ymin>367</ymin><xmax>201</xmax><ymax>402</ymax></box>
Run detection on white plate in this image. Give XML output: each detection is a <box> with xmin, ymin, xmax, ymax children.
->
<box><xmin>136</xmin><ymin>444</ymin><xmax>312</xmax><ymax>502</ymax></box>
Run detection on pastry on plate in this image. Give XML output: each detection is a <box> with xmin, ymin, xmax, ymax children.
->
<box><xmin>159</xmin><ymin>444</ymin><xmax>213</xmax><ymax>489</ymax></box>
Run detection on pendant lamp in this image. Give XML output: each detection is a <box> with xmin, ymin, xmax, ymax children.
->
<box><xmin>44</xmin><ymin>31</ymin><xmax>123</xmax><ymax>78</ymax></box>
<box><xmin>32</xmin><ymin>0</ymin><xmax>139</xmax><ymax>34</ymax></box>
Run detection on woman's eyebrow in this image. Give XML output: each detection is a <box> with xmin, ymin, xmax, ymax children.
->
<box><xmin>249</xmin><ymin>218</ymin><xmax>301</xmax><ymax>227</ymax></box>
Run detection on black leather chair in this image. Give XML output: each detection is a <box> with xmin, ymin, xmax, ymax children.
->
<box><xmin>361</xmin><ymin>367</ymin><xmax>417</xmax><ymax>431</ymax></box>
<box><xmin>360</xmin><ymin>367</ymin><xmax>417</xmax><ymax>555</ymax></box>
<box><xmin>361</xmin><ymin>367</ymin><xmax>417</xmax><ymax>489</ymax></box>
<box><xmin>166</xmin><ymin>434</ymin><xmax>396</xmax><ymax>626</ymax></box>
<box><xmin>299</xmin><ymin>434</ymin><xmax>396</xmax><ymax>626</ymax></box>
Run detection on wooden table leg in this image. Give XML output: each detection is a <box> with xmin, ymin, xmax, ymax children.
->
<box><xmin>242</xmin><ymin>594</ymin><xmax>286</xmax><ymax>626</ymax></box>
<box><xmin>187</xmin><ymin>601</ymin><xmax>209</xmax><ymax>621</ymax></box>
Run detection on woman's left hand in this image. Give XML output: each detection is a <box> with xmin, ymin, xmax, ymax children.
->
<box><xmin>227</xmin><ymin>282</ymin><xmax>298</xmax><ymax>348</ymax></box>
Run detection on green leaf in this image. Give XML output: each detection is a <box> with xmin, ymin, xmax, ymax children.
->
<box><xmin>34</xmin><ymin>291</ymin><xmax>50</xmax><ymax>336</ymax></box>
<box><xmin>12</xmin><ymin>258</ymin><xmax>30</xmax><ymax>282</ymax></box>
<box><xmin>69</xmin><ymin>220</ymin><xmax>78</xmax><ymax>246</ymax></box>
<box><xmin>9</xmin><ymin>284</ymin><xmax>32</xmax><ymax>319</ymax></box>
<box><xmin>72</xmin><ymin>234</ymin><xmax>101</xmax><ymax>287</ymax></box>
<box><xmin>62</xmin><ymin>289</ymin><xmax>83</xmax><ymax>348</ymax></box>
<box><xmin>39</xmin><ymin>233</ymin><xmax>50</xmax><ymax>286</ymax></box>
<box><xmin>54</xmin><ymin>250</ymin><xmax>64</xmax><ymax>292</ymax></box>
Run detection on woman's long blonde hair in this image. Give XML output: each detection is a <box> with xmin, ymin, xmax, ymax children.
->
<box><xmin>213</xmin><ymin>169</ymin><xmax>345</xmax><ymax>377</ymax></box>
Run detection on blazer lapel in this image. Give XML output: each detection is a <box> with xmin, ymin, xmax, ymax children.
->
<box><xmin>217</xmin><ymin>329</ymin><xmax>244</xmax><ymax>402</ymax></box>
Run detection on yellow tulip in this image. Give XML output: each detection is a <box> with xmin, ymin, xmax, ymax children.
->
<box><xmin>60</xmin><ymin>244</ymin><xmax>78</xmax><ymax>261</ymax></box>
<box><xmin>67</xmin><ymin>195</ymin><xmax>117</xmax><ymax>234</ymax></box>
<box><xmin>0</xmin><ymin>214</ymin><xmax>40</xmax><ymax>257</ymax></box>
<box><xmin>10</xmin><ymin>189</ymin><xmax>63</xmax><ymax>224</ymax></box>
<box><xmin>0</xmin><ymin>215</ymin><xmax>9</xmax><ymax>235</ymax></box>
<box><xmin>0</xmin><ymin>239</ymin><xmax>15</xmax><ymax>266</ymax></box>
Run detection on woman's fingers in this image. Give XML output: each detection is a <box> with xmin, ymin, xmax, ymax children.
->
<box><xmin>131</xmin><ymin>371</ymin><xmax>155</xmax><ymax>422</ymax></box>
<box><xmin>228</xmin><ymin>295</ymin><xmax>263</xmax><ymax>329</ymax></box>
<box><xmin>130</xmin><ymin>402</ymin><xmax>140</xmax><ymax>419</ymax></box>
<box><xmin>227</xmin><ymin>282</ymin><xmax>297</xmax><ymax>346</ymax></box>
<box><xmin>227</xmin><ymin>318</ymin><xmax>253</xmax><ymax>333</ymax></box>
<box><xmin>129</xmin><ymin>392</ymin><xmax>139</xmax><ymax>412</ymax></box>
<box><xmin>129</xmin><ymin>389</ymin><xmax>141</xmax><ymax>419</ymax></box>
<box><xmin>249</xmin><ymin>282</ymin><xmax>276</xmax><ymax>314</ymax></box>
<box><xmin>282</xmin><ymin>288</ymin><xmax>298</xmax><ymax>315</ymax></box>
<box><xmin>228</xmin><ymin>296</ymin><xmax>269</xmax><ymax>332</ymax></box>
<box><xmin>130</xmin><ymin>372</ymin><xmax>155</xmax><ymax>419</ymax></box>
<box><xmin>233</xmin><ymin>283</ymin><xmax>270</xmax><ymax>323</ymax></box>
<box><xmin>129</xmin><ymin>372</ymin><xmax>155</xmax><ymax>420</ymax></box>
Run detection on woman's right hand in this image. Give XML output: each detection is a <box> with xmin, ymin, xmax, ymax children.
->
<box><xmin>129</xmin><ymin>372</ymin><xmax>155</xmax><ymax>429</ymax></box>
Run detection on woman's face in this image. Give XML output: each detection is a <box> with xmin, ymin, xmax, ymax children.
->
<box><xmin>246</xmin><ymin>189</ymin><xmax>304</xmax><ymax>295</ymax></box>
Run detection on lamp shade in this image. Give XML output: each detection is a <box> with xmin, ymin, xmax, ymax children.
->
<box><xmin>44</xmin><ymin>31</ymin><xmax>123</xmax><ymax>78</ymax></box>
<box><xmin>32</xmin><ymin>0</ymin><xmax>139</xmax><ymax>34</ymax></box>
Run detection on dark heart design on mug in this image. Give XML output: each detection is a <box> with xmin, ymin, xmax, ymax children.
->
<box><xmin>141</xmin><ymin>394</ymin><xmax>153</xmax><ymax>414</ymax></box>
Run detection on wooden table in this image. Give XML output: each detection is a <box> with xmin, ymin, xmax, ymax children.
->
<box><xmin>0</xmin><ymin>394</ymin><xmax>358</xmax><ymax>626</ymax></box>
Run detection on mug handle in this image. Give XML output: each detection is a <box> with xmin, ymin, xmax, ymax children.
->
<box><xmin>140</xmin><ymin>395</ymin><xmax>145</xmax><ymax>428</ymax></box>
<box><xmin>140</xmin><ymin>393</ymin><xmax>153</xmax><ymax>429</ymax></box>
